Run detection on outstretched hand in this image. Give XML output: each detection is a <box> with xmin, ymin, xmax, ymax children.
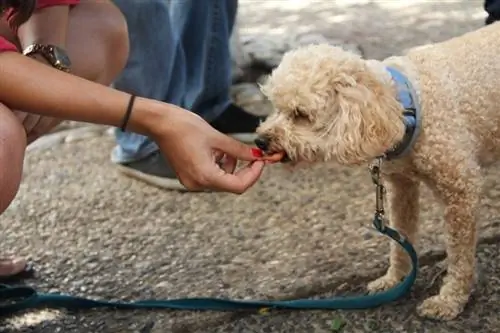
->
<box><xmin>150</xmin><ymin>105</ymin><xmax>265</xmax><ymax>193</ymax></box>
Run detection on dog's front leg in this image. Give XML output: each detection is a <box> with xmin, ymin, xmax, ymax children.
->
<box><xmin>415</xmin><ymin>158</ymin><xmax>480</xmax><ymax>320</ymax></box>
<box><xmin>367</xmin><ymin>175</ymin><xmax>420</xmax><ymax>292</ymax></box>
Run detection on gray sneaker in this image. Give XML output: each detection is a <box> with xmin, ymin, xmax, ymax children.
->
<box><xmin>114</xmin><ymin>152</ymin><xmax>193</xmax><ymax>191</ymax></box>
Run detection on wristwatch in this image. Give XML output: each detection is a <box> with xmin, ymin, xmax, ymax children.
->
<box><xmin>23</xmin><ymin>44</ymin><xmax>72</xmax><ymax>73</ymax></box>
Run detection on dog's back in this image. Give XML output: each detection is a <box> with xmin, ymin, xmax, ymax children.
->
<box><xmin>404</xmin><ymin>22</ymin><xmax>500</xmax><ymax>164</ymax></box>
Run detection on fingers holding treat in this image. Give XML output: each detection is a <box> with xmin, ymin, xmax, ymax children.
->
<box><xmin>251</xmin><ymin>148</ymin><xmax>286</xmax><ymax>164</ymax></box>
<box><xmin>261</xmin><ymin>151</ymin><xmax>286</xmax><ymax>163</ymax></box>
<box><xmin>214</xmin><ymin>151</ymin><xmax>237</xmax><ymax>174</ymax></box>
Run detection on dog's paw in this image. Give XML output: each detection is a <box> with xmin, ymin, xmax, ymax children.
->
<box><xmin>417</xmin><ymin>295</ymin><xmax>464</xmax><ymax>320</ymax></box>
<box><xmin>367</xmin><ymin>274</ymin><xmax>401</xmax><ymax>293</ymax></box>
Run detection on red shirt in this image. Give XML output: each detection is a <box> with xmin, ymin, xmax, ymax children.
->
<box><xmin>36</xmin><ymin>0</ymin><xmax>80</xmax><ymax>9</ymax></box>
<box><xmin>0</xmin><ymin>0</ymin><xmax>80</xmax><ymax>52</ymax></box>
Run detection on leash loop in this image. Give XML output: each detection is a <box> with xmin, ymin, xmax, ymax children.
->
<box><xmin>0</xmin><ymin>284</ymin><xmax>38</xmax><ymax>314</ymax></box>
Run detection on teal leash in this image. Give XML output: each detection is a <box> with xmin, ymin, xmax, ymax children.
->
<box><xmin>0</xmin><ymin>159</ymin><xmax>418</xmax><ymax>316</ymax></box>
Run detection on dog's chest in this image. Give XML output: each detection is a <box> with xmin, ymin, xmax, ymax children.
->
<box><xmin>380</xmin><ymin>159</ymin><xmax>420</xmax><ymax>181</ymax></box>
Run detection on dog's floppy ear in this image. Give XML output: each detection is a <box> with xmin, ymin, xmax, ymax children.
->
<box><xmin>328</xmin><ymin>69</ymin><xmax>405</xmax><ymax>164</ymax></box>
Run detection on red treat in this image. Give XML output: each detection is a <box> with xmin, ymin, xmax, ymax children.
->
<box><xmin>251</xmin><ymin>148</ymin><xmax>264</xmax><ymax>158</ymax></box>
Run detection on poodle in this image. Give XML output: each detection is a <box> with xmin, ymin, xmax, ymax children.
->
<box><xmin>255</xmin><ymin>22</ymin><xmax>500</xmax><ymax>320</ymax></box>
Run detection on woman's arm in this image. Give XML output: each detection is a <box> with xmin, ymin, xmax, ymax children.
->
<box><xmin>0</xmin><ymin>47</ymin><xmax>265</xmax><ymax>193</ymax></box>
<box><xmin>0</xmin><ymin>51</ymin><xmax>265</xmax><ymax>193</ymax></box>
<box><xmin>0</xmin><ymin>51</ymin><xmax>162</xmax><ymax>137</ymax></box>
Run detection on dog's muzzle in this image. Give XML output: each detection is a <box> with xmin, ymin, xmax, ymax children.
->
<box><xmin>254</xmin><ymin>136</ymin><xmax>290</xmax><ymax>163</ymax></box>
<box><xmin>254</xmin><ymin>136</ymin><xmax>270</xmax><ymax>151</ymax></box>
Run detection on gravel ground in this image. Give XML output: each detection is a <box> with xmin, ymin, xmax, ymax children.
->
<box><xmin>1</xmin><ymin>1</ymin><xmax>499</xmax><ymax>333</ymax></box>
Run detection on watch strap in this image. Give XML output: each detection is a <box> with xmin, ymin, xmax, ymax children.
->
<box><xmin>22</xmin><ymin>43</ymin><xmax>71</xmax><ymax>73</ymax></box>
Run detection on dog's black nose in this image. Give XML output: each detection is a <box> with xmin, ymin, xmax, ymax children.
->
<box><xmin>254</xmin><ymin>136</ymin><xmax>270</xmax><ymax>151</ymax></box>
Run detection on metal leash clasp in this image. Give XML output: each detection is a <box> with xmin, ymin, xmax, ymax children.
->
<box><xmin>369</xmin><ymin>157</ymin><xmax>387</xmax><ymax>232</ymax></box>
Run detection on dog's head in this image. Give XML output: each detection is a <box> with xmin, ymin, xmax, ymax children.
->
<box><xmin>256</xmin><ymin>44</ymin><xmax>406</xmax><ymax>165</ymax></box>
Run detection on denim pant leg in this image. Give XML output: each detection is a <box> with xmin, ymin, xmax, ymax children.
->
<box><xmin>111</xmin><ymin>0</ymin><xmax>186</xmax><ymax>163</ymax></box>
<box><xmin>485</xmin><ymin>0</ymin><xmax>500</xmax><ymax>24</ymax></box>
<box><xmin>112</xmin><ymin>0</ymin><xmax>238</xmax><ymax>163</ymax></box>
<box><xmin>169</xmin><ymin>0</ymin><xmax>238</xmax><ymax>122</ymax></box>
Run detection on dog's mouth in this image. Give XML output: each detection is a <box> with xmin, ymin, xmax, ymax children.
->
<box><xmin>254</xmin><ymin>136</ymin><xmax>291</xmax><ymax>163</ymax></box>
<box><xmin>279</xmin><ymin>152</ymin><xmax>291</xmax><ymax>163</ymax></box>
<box><xmin>260</xmin><ymin>150</ymin><xmax>291</xmax><ymax>163</ymax></box>
<box><xmin>274</xmin><ymin>152</ymin><xmax>291</xmax><ymax>163</ymax></box>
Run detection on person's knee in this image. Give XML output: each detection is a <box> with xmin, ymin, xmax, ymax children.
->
<box><xmin>69</xmin><ymin>1</ymin><xmax>129</xmax><ymax>84</ymax></box>
<box><xmin>96</xmin><ymin>2</ymin><xmax>130</xmax><ymax>82</ymax></box>
<box><xmin>0</xmin><ymin>105</ymin><xmax>26</xmax><ymax>214</ymax></box>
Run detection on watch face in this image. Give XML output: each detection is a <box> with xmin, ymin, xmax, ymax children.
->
<box><xmin>52</xmin><ymin>46</ymin><xmax>71</xmax><ymax>69</ymax></box>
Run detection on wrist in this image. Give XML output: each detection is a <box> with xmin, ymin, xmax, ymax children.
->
<box><xmin>22</xmin><ymin>39</ymin><xmax>66</xmax><ymax>50</ymax></box>
<box><xmin>23</xmin><ymin>44</ymin><xmax>71</xmax><ymax>72</ymax></box>
<box><xmin>28</xmin><ymin>53</ymin><xmax>51</xmax><ymax>66</ymax></box>
<box><xmin>127</xmin><ymin>97</ymin><xmax>174</xmax><ymax>138</ymax></box>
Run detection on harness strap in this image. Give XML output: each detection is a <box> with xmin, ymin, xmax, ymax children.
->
<box><xmin>0</xmin><ymin>218</ymin><xmax>417</xmax><ymax>316</ymax></box>
<box><xmin>384</xmin><ymin>66</ymin><xmax>421</xmax><ymax>160</ymax></box>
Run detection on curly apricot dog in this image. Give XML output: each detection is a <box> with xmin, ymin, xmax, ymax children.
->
<box><xmin>255</xmin><ymin>22</ymin><xmax>500</xmax><ymax>320</ymax></box>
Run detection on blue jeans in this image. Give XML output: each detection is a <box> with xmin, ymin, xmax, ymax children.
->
<box><xmin>111</xmin><ymin>0</ymin><xmax>237</xmax><ymax>163</ymax></box>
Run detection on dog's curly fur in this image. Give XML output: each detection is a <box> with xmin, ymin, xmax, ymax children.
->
<box><xmin>256</xmin><ymin>22</ymin><xmax>500</xmax><ymax>320</ymax></box>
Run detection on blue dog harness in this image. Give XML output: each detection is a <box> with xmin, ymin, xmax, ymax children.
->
<box><xmin>384</xmin><ymin>67</ymin><xmax>421</xmax><ymax>160</ymax></box>
<box><xmin>0</xmin><ymin>67</ymin><xmax>421</xmax><ymax>318</ymax></box>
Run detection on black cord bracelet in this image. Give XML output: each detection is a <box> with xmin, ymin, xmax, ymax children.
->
<box><xmin>120</xmin><ymin>94</ymin><xmax>136</xmax><ymax>132</ymax></box>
